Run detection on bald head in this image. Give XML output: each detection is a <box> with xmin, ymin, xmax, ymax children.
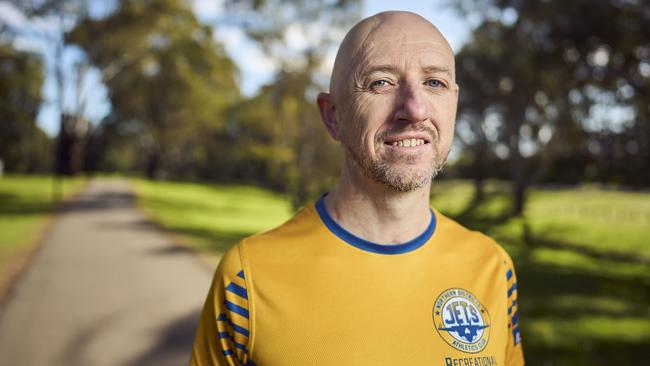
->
<box><xmin>329</xmin><ymin>11</ymin><xmax>455</xmax><ymax>98</ymax></box>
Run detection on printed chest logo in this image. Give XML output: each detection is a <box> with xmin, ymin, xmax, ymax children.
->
<box><xmin>433</xmin><ymin>288</ymin><xmax>491</xmax><ymax>353</ymax></box>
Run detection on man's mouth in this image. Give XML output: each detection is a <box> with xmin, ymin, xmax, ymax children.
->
<box><xmin>386</xmin><ymin>138</ymin><xmax>427</xmax><ymax>147</ymax></box>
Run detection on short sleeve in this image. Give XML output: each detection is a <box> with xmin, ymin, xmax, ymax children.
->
<box><xmin>497</xmin><ymin>245</ymin><xmax>525</xmax><ymax>366</ymax></box>
<box><xmin>190</xmin><ymin>245</ymin><xmax>256</xmax><ymax>366</ymax></box>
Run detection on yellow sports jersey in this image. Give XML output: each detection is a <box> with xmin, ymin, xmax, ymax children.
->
<box><xmin>190</xmin><ymin>196</ymin><xmax>525</xmax><ymax>366</ymax></box>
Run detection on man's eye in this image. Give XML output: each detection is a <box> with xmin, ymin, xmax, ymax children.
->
<box><xmin>371</xmin><ymin>79</ymin><xmax>390</xmax><ymax>88</ymax></box>
<box><xmin>425</xmin><ymin>79</ymin><xmax>445</xmax><ymax>88</ymax></box>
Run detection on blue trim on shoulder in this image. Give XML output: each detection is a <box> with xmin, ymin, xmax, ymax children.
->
<box><xmin>225</xmin><ymin>300</ymin><xmax>250</xmax><ymax>319</ymax></box>
<box><xmin>217</xmin><ymin>313</ymin><xmax>250</xmax><ymax>337</ymax></box>
<box><xmin>226</xmin><ymin>282</ymin><xmax>248</xmax><ymax>300</ymax></box>
<box><xmin>508</xmin><ymin>282</ymin><xmax>518</xmax><ymax>298</ymax></box>
<box><xmin>315</xmin><ymin>195</ymin><xmax>436</xmax><ymax>255</ymax></box>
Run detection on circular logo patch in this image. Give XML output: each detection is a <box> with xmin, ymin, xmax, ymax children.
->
<box><xmin>433</xmin><ymin>288</ymin><xmax>491</xmax><ymax>353</ymax></box>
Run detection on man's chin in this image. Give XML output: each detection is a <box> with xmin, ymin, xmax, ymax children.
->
<box><xmin>369</xmin><ymin>166</ymin><xmax>435</xmax><ymax>193</ymax></box>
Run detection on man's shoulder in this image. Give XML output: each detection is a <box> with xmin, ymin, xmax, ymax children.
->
<box><xmin>237</xmin><ymin>204</ymin><xmax>321</xmax><ymax>250</ymax></box>
<box><xmin>433</xmin><ymin>208</ymin><xmax>510</xmax><ymax>262</ymax></box>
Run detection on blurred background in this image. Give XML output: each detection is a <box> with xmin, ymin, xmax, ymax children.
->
<box><xmin>0</xmin><ymin>0</ymin><xmax>649</xmax><ymax>365</ymax></box>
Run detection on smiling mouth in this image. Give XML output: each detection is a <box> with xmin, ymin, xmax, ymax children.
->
<box><xmin>386</xmin><ymin>138</ymin><xmax>428</xmax><ymax>147</ymax></box>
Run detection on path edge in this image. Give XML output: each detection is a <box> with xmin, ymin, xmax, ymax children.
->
<box><xmin>0</xmin><ymin>178</ymin><xmax>90</xmax><ymax>315</ymax></box>
<box><xmin>127</xmin><ymin>180</ymin><xmax>220</xmax><ymax>277</ymax></box>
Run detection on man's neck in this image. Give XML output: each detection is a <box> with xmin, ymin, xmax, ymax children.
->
<box><xmin>323</xmin><ymin>167</ymin><xmax>433</xmax><ymax>245</ymax></box>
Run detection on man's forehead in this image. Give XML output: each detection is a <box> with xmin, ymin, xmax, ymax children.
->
<box><xmin>358</xmin><ymin>38</ymin><xmax>455</xmax><ymax>66</ymax></box>
<box><xmin>330</xmin><ymin>11</ymin><xmax>454</xmax><ymax>94</ymax></box>
<box><xmin>362</xmin><ymin>13</ymin><xmax>451</xmax><ymax>50</ymax></box>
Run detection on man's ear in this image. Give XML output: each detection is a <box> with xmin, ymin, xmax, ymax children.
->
<box><xmin>317</xmin><ymin>92</ymin><xmax>340</xmax><ymax>140</ymax></box>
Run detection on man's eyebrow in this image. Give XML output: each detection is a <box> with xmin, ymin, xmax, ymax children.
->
<box><xmin>359</xmin><ymin>65</ymin><xmax>400</xmax><ymax>79</ymax></box>
<box><xmin>359</xmin><ymin>65</ymin><xmax>453</xmax><ymax>79</ymax></box>
<box><xmin>422</xmin><ymin>65</ymin><xmax>452</xmax><ymax>76</ymax></box>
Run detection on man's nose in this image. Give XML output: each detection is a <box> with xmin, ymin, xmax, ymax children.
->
<box><xmin>395</xmin><ymin>83</ymin><xmax>429</xmax><ymax>123</ymax></box>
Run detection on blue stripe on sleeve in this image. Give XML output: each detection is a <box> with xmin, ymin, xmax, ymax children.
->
<box><xmin>237</xmin><ymin>270</ymin><xmax>245</xmax><ymax>279</ymax></box>
<box><xmin>223</xmin><ymin>349</ymin><xmax>234</xmax><ymax>356</ymax></box>
<box><xmin>217</xmin><ymin>313</ymin><xmax>250</xmax><ymax>337</ymax></box>
<box><xmin>511</xmin><ymin>311</ymin><xmax>519</xmax><ymax>326</ymax></box>
<box><xmin>508</xmin><ymin>300</ymin><xmax>518</xmax><ymax>315</ymax></box>
<box><xmin>218</xmin><ymin>331</ymin><xmax>231</xmax><ymax>339</ymax></box>
<box><xmin>230</xmin><ymin>322</ymin><xmax>250</xmax><ymax>337</ymax></box>
<box><xmin>225</xmin><ymin>300</ymin><xmax>250</xmax><ymax>319</ymax></box>
<box><xmin>234</xmin><ymin>341</ymin><xmax>248</xmax><ymax>352</ymax></box>
<box><xmin>506</xmin><ymin>269</ymin><xmax>513</xmax><ymax>281</ymax></box>
<box><xmin>226</xmin><ymin>282</ymin><xmax>248</xmax><ymax>300</ymax></box>
<box><xmin>508</xmin><ymin>282</ymin><xmax>518</xmax><ymax>297</ymax></box>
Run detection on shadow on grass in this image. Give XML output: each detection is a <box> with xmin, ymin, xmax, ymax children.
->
<box><xmin>450</xmin><ymin>191</ymin><xmax>518</xmax><ymax>233</ymax></box>
<box><xmin>524</xmin><ymin>339</ymin><xmax>650</xmax><ymax>366</ymax></box>
<box><xmin>0</xmin><ymin>193</ymin><xmax>56</xmax><ymax>216</ymax></box>
<box><xmin>101</xmin><ymin>218</ymin><xmax>253</xmax><ymax>256</ymax></box>
<box><xmin>0</xmin><ymin>189</ymin><xmax>137</xmax><ymax>217</ymax></box>
<box><xmin>448</xmin><ymin>196</ymin><xmax>650</xmax><ymax>365</ymax></box>
<box><xmin>135</xmin><ymin>196</ymin><xmax>272</xmax><ymax>219</ymax></box>
<box><xmin>169</xmin><ymin>226</ymin><xmax>252</xmax><ymax>255</ymax></box>
<box><xmin>524</xmin><ymin>225</ymin><xmax>650</xmax><ymax>266</ymax></box>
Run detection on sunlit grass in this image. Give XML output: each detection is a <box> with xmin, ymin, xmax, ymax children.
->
<box><xmin>433</xmin><ymin>180</ymin><xmax>650</xmax><ymax>363</ymax></box>
<box><xmin>132</xmin><ymin>178</ymin><xmax>293</xmax><ymax>262</ymax></box>
<box><xmin>431</xmin><ymin>180</ymin><xmax>650</xmax><ymax>257</ymax></box>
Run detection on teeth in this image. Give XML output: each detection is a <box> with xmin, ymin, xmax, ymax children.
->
<box><xmin>390</xmin><ymin>139</ymin><xmax>425</xmax><ymax>147</ymax></box>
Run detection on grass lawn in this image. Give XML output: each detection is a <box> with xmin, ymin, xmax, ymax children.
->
<box><xmin>134</xmin><ymin>178</ymin><xmax>650</xmax><ymax>365</ymax></box>
<box><xmin>132</xmin><ymin>178</ymin><xmax>293</xmax><ymax>262</ymax></box>
<box><xmin>431</xmin><ymin>180</ymin><xmax>650</xmax><ymax>365</ymax></box>
<box><xmin>0</xmin><ymin>175</ymin><xmax>86</xmax><ymax>296</ymax></box>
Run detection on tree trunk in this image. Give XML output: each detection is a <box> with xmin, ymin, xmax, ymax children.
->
<box><xmin>472</xmin><ymin>140</ymin><xmax>487</xmax><ymax>203</ymax></box>
<box><xmin>145</xmin><ymin>151</ymin><xmax>160</xmax><ymax>179</ymax></box>
<box><xmin>508</xmin><ymin>106</ymin><xmax>527</xmax><ymax>216</ymax></box>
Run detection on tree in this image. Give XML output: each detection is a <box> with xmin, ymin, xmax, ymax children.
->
<box><xmin>455</xmin><ymin>0</ymin><xmax>650</xmax><ymax>214</ymax></box>
<box><xmin>0</xmin><ymin>43</ymin><xmax>51</xmax><ymax>173</ymax></box>
<box><xmin>225</xmin><ymin>69</ymin><xmax>342</xmax><ymax>207</ymax></box>
<box><xmin>69</xmin><ymin>0</ymin><xmax>239</xmax><ymax>178</ymax></box>
<box><xmin>221</xmin><ymin>0</ymin><xmax>360</xmax><ymax>206</ymax></box>
<box><xmin>3</xmin><ymin>0</ymin><xmax>92</xmax><ymax>176</ymax></box>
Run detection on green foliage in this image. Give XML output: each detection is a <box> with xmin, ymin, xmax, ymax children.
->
<box><xmin>69</xmin><ymin>0</ymin><xmax>239</xmax><ymax>178</ymax></box>
<box><xmin>224</xmin><ymin>0</ymin><xmax>361</xmax><ymax>69</ymax></box>
<box><xmin>0</xmin><ymin>44</ymin><xmax>51</xmax><ymax>173</ymax></box>
<box><xmin>66</xmin><ymin>0</ymin><xmax>357</xmax><ymax>207</ymax></box>
<box><xmin>454</xmin><ymin>0</ymin><xmax>650</xmax><ymax>214</ymax></box>
<box><xmin>220</xmin><ymin>0</ymin><xmax>359</xmax><ymax>207</ymax></box>
<box><xmin>224</xmin><ymin>70</ymin><xmax>342</xmax><ymax>207</ymax></box>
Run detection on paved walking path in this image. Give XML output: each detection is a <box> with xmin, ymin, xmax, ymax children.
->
<box><xmin>0</xmin><ymin>179</ymin><xmax>214</xmax><ymax>366</ymax></box>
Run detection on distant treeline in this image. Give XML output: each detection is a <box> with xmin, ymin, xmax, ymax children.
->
<box><xmin>1</xmin><ymin>0</ymin><xmax>648</xmax><ymax>211</ymax></box>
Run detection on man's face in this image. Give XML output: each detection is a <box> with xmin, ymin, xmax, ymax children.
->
<box><xmin>333</xmin><ymin>17</ymin><xmax>458</xmax><ymax>192</ymax></box>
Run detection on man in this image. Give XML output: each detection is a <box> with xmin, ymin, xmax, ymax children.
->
<box><xmin>190</xmin><ymin>11</ymin><xmax>524</xmax><ymax>366</ymax></box>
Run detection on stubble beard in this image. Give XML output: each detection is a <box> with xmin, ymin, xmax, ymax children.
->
<box><xmin>343</xmin><ymin>133</ymin><xmax>448</xmax><ymax>193</ymax></box>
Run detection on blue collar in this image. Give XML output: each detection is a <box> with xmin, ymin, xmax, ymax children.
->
<box><xmin>315</xmin><ymin>195</ymin><xmax>436</xmax><ymax>255</ymax></box>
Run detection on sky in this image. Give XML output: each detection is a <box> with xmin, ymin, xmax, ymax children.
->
<box><xmin>0</xmin><ymin>0</ymin><xmax>471</xmax><ymax>136</ymax></box>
